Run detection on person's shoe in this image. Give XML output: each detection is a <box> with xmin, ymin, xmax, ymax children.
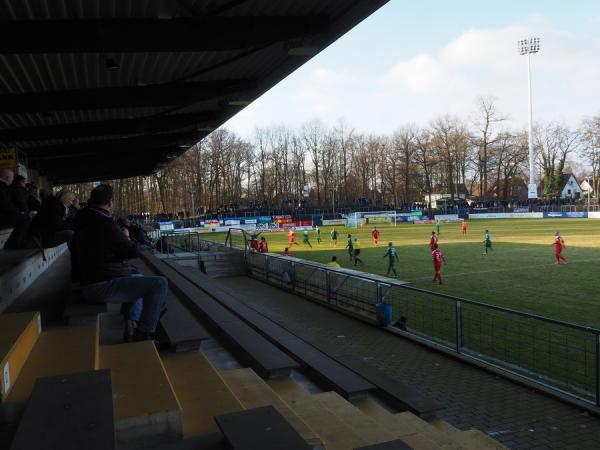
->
<box><xmin>132</xmin><ymin>329</ymin><xmax>160</xmax><ymax>344</ymax></box>
<box><xmin>123</xmin><ymin>320</ymin><xmax>137</xmax><ymax>342</ymax></box>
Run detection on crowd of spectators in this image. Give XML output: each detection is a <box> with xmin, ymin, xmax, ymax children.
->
<box><xmin>1</xmin><ymin>169</ymin><xmax>166</xmax><ymax>343</ymax></box>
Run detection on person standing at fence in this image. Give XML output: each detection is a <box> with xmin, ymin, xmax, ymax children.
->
<box><xmin>432</xmin><ymin>243</ymin><xmax>445</xmax><ymax>284</ymax></box>
<box><xmin>353</xmin><ymin>237</ymin><xmax>363</xmax><ymax>266</ymax></box>
<box><xmin>553</xmin><ymin>232</ymin><xmax>569</xmax><ymax>265</ymax></box>
<box><xmin>345</xmin><ymin>234</ymin><xmax>354</xmax><ymax>261</ymax></box>
<box><xmin>483</xmin><ymin>230</ymin><xmax>493</xmax><ymax>255</ymax></box>
<box><xmin>315</xmin><ymin>226</ymin><xmax>322</xmax><ymax>244</ymax></box>
<box><xmin>302</xmin><ymin>229</ymin><xmax>313</xmax><ymax>248</ymax></box>
<box><xmin>327</xmin><ymin>256</ymin><xmax>340</xmax><ymax>268</ymax></box>
<box><xmin>282</xmin><ymin>247</ymin><xmax>293</xmax><ymax>257</ymax></box>
<box><xmin>383</xmin><ymin>242</ymin><xmax>399</xmax><ymax>278</ymax></box>
<box><xmin>461</xmin><ymin>220</ymin><xmax>468</xmax><ymax>236</ymax></box>
<box><xmin>330</xmin><ymin>228</ymin><xmax>338</xmax><ymax>246</ymax></box>
<box><xmin>429</xmin><ymin>231</ymin><xmax>438</xmax><ymax>250</ymax></box>
<box><xmin>258</xmin><ymin>236</ymin><xmax>269</xmax><ymax>253</ymax></box>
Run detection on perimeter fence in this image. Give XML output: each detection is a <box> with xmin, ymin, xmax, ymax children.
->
<box><xmin>156</xmin><ymin>229</ymin><xmax>600</xmax><ymax>407</ymax></box>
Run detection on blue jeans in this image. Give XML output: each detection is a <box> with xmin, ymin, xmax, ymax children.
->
<box><xmin>83</xmin><ymin>275</ymin><xmax>168</xmax><ymax>333</ymax></box>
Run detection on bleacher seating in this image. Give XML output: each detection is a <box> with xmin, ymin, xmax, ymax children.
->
<box><xmin>215</xmin><ymin>405</ymin><xmax>311</xmax><ymax>450</ymax></box>
<box><xmin>0</xmin><ymin>229</ymin><xmax>12</xmax><ymax>248</ymax></box>
<box><xmin>140</xmin><ymin>253</ymin><xmax>299</xmax><ymax>378</ymax></box>
<box><xmin>0</xmin><ymin>244</ymin><xmax>68</xmax><ymax>313</ymax></box>
<box><xmin>0</xmin><ymin>242</ymin><xmax>511</xmax><ymax>450</ymax></box>
<box><xmin>9</xmin><ymin>370</ymin><xmax>115</xmax><ymax>450</ymax></box>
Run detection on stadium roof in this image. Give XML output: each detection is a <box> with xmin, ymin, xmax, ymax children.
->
<box><xmin>0</xmin><ymin>0</ymin><xmax>388</xmax><ymax>184</ymax></box>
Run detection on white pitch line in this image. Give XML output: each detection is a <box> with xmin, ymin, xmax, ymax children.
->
<box><xmin>409</xmin><ymin>257</ymin><xmax>600</xmax><ymax>281</ymax></box>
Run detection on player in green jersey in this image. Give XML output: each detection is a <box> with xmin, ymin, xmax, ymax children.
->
<box><xmin>330</xmin><ymin>228</ymin><xmax>339</xmax><ymax>246</ymax></box>
<box><xmin>383</xmin><ymin>242</ymin><xmax>399</xmax><ymax>277</ymax></box>
<box><xmin>302</xmin><ymin>229</ymin><xmax>313</xmax><ymax>248</ymax></box>
<box><xmin>345</xmin><ymin>234</ymin><xmax>354</xmax><ymax>261</ymax></box>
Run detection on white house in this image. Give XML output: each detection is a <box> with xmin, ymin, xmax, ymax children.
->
<box><xmin>580</xmin><ymin>179</ymin><xmax>594</xmax><ymax>197</ymax></box>
<box><xmin>560</xmin><ymin>174</ymin><xmax>583</xmax><ymax>199</ymax></box>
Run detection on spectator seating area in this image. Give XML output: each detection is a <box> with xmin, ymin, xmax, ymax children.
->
<box><xmin>0</xmin><ymin>247</ymin><xmax>510</xmax><ymax>450</ymax></box>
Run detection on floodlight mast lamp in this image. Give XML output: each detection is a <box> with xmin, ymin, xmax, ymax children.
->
<box><xmin>518</xmin><ymin>37</ymin><xmax>540</xmax><ymax>199</ymax></box>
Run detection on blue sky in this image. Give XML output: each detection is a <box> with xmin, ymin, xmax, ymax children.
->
<box><xmin>224</xmin><ymin>0</ymin><xmax>600</xmax><ymax>137</ymax></box>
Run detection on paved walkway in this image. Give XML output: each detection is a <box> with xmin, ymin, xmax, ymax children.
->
<box><xmin>212</xmin><ymin>275</ymin><xmax>600</xmax><ymax>450</ymax></box>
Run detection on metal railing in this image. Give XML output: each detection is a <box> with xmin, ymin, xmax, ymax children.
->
<box><xmin>156</xmin><ymin>228</ymin><xmax>600</xmax><ymax>408</ymax></box>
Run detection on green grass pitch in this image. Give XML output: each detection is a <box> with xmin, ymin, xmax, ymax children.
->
<box><xmin>232</xmin><ymin>219</ymin><xmax>600</xmax><ymax>329</ymax></box>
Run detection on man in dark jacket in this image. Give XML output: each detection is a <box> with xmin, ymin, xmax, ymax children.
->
<box><xmin>0</xmin><ymin>168</ymin><xmax>19</xmax><ymax>228</ymax></box>
<box><xmin>10</xmin><ymin>175</ymin><xmax>29</xmax><ymax>214</ymax></box>
<box><xmin>74</xmin><ymin>184</ymin><xmax>167</xmax><ymax>340</ymax></box>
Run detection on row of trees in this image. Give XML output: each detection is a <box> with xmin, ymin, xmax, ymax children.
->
<box><xmin>61</xmin><ymin>98</ymin><xmax>600</xmax><ymax>216</ymax></box>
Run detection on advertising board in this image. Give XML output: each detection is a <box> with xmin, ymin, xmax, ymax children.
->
<box><xmin>159</xmin><ymin>221</ymin><xmax>174</xmax><ymax>231</ymax></box>
<box><xmin>434</xmin><ymin>214</ymin><xmax>460</xmax><ymax>222</ymax></box>
<box><xmin>272</xmin><ymin>215</ymin><xmax>293</xmax><ymax>224</ymax></box>
<box><xmin>323</xmin><ymin>219</ymin><xmax>346</xmax><ymax>226</ymax></box>
<box><xmin>543</xmin><ymin>212</ymin><xmax>588</xmax><ymax>219</ymax></box>
<box><xmin>469</xmin><ymin>212</ymin><xmax>543</xmax><ymax>219</ymax></box>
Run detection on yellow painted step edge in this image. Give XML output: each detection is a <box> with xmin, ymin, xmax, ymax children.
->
<box><xmin>162</xmin><ymin>352</ymin><xmax>244</xmax><ymax>438</ymax></box>
<box><xmin>0</xmin><ymin>312</ymin><xmax>41</xmax><ymax>402</ymax></box>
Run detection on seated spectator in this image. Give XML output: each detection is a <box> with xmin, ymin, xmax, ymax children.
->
<box><xmin>128</xmin><ymin>222</ymin><xmax>152</xmax><ymax>246</ymax></box>
<box><xmin>0</xmin><ymin>168</ymin><xmax>19</xmax><ymax>228</ymax></box>
<box><xmin>10</xmin><ymin>175</ymin><xmax>29</xmax><ymax>214</ymax></box>
<box><xmin>30</xmin><ymin>190</ymin><xmax>75</xmax><ymax>248</ymax></box>
<box><xmin>26</xmin><ymin>183</ymin><xmax>41</xmax><ymax>212</ymax></box>
<box><xmin>74</xmin><ymin>184</ymin><xmax>167</xmax><ymax>341</ymax></box>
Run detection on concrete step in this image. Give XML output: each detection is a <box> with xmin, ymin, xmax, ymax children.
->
<box><xmin>99</xmin><ymin>341</ymin><xmax>182</xmax><ymax>446</ymax></box>
<box><xmin>0</xmin><ymin>312</ymin><xmax>41</xmax><ymax>401</ymax></box>
<box><xmin>0</xmin><ymin>245</ymin><xmax>68</xmax><ymax>313</ymax></box>
<box><xmin>162</xmin><ymin>352</ymin><xmax>243</xmax><ymax>439</ymax></box>
<box><xmin>275</xmin><ymin>387</ymin><xmax>372</xmax><ymax>450</ymax></box>
<box><xmin>308</xmin><ymin>393</ymin><xmax>441</xmax><ymax>450</ymax></box>
<box><xmin>220</xmin><ymin>368</ymin><xmax>322</xmax><ymax>448</ymax></box>
<box><xmin>1</xmin><ymin>323</ymin><xmax>99</xmax><ymax>422</ymax></box>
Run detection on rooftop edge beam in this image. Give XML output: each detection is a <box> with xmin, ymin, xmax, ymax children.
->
<box><xmin>25</xmin><ymin>132</ymin><xmax>201</xmax><ymax>159</ymax></box>
<box><xmin>0</xmin><ymin>112</ymin><xmax>218</xmax><ymax>142</ymax></box>
<box><xmin>0</xmin><ymin>17</ymin><xmax>329</xmax><ymax>53</ymax></box>
<box><xmin>0</xmin><ymin>79</ymin><xmax>256</xmax><ymax>113</ymax></box>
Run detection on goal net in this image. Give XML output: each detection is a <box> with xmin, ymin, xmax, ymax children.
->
<box><xmin>344</xmin><ymin>211</ymin><xmax>397</xmax><ymax>228</ymax></box>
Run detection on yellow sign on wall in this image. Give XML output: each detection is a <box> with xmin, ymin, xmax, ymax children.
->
<box><xmin>0</xmin><ymin>148</ymin><xmax>17</xmax><ymax>170</ymax></box>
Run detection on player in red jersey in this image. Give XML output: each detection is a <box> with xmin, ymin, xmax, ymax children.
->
<box><xmin>553</xmin><ymin>232</ymin><xmax>569</xmax><ymax>265</ymax></box>
<box><xmin>258</xmin><ymin>237</ymin><xmax>269</xmax><ymax>253</ymax></box>
<box><xmin>431</xmin><ymin>243</ymin><xmax>445</xmax><ymax>284</ymax></box>
<box><xmin>371</xmin><ymin>227</ymin><xmax>380</xmax><ymax>246</ymax></box>
<box><xmin>288</xmin><ymin>228</ymin><xmax>299</xmax><ymax>246</ymax></box>
<box><xmin>461</xmin><ymin>220</ymin><xmax>467</xmax><ymax>236</ymax></box>
<box><xmin>429</xmin><ymin>231</ymin><xmax>438</xmax><ymax>250</ymax></box>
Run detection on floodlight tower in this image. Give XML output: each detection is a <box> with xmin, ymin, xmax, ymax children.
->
<box><xmin>518</xmin><ymin>37</ymin><xmax>540</xmax><ymax>199</ymax></box>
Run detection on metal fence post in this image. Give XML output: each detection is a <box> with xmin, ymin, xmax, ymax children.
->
<box><xmin>291</xmin><ymin>262</ymin><xmax>296</xmax><ymax>292</ymax></box>
<box><xmin>326</xmin><ymin>270</ymin><xmax>331</xmax><ymax>303</ymax></box>
<box><xmin>456</xmin><ymin>300</ymin><xmax>463</xmax><ymax>353</ymax></box>
<box><xmin>596</xmin><ymin>334</ymin><xmax>600</xmax><ymax>407</ymax></box>
<box><xmin>265</xmin><ymin>255</ymin><xmax>270</xmax><ymax>281</ymax></box>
